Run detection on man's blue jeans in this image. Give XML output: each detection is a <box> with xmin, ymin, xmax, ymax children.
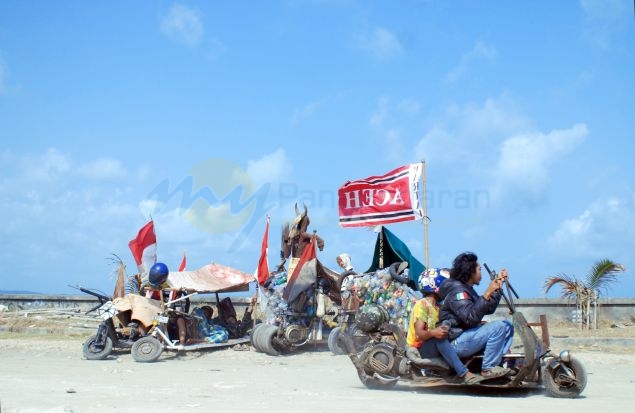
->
<box><xmin>419</xmin><ymin>338</ymin><xmax>468</xmax><ymax>377</ymax></box>
<box><xmin>450</xmin><ymin>320</ymin><xmax>514</xmax><ymax>370</ymax></box>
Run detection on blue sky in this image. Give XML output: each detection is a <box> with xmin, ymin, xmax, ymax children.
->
<box><xmin>1</xmin><ymin>0</ymin><xmax>634</xmax><ymax>298</ymax></box>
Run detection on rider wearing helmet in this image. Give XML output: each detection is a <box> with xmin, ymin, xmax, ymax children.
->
<box><xmin>406</xmin><ymin>268</ymin><xmax>483</xmax><ymax>384</ymax></box>
<box><xmin>148</xmin><ymin>262</ymin><xmax>169</xmax><ymax>288</ymax></box>
<box><xmin>145</xmin><ymin>262</ymin><xmax>189</xmax><ymax>344</ymax></box>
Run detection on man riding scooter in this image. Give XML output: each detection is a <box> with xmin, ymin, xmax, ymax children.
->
<box><xmin>439</xmin><ymin>252</ymin><xmax>514</xmax><ymax>380</ymax></box>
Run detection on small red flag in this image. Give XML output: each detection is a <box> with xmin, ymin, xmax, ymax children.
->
<box><xmin>256</xmin><ymin>216</ymin><xmax>270</xmax><ymax>285</ymax></box>
<box><xmin>178</xmin><ymin>252</ymin><xmax>187</xmax><ymax>272</ymax></box>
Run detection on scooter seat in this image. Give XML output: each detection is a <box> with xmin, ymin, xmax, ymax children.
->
<box><xmin>405</xmin><ymin>346</ymin><xmax>451</xmax><ymax>370</ymax></box>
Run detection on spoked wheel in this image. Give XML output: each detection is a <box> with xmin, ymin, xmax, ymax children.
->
<box><xmin>131</xmin><ymin>336</ymin><xmax>163</xmax><ymax>363</ymax></box>
<box><xmin>543</xmin><ymin>356</ymin><xmax>587</xmax><ymax>398</ymax></box>
<box><xmin>328</xmin><ymin>327</ymin><xmax>345</xmax><ymax>355</ymax></box>
<box><xmin>82</xmin><ymin>335</ymin><xmax>113</xmax><ymax>360</ymax></box>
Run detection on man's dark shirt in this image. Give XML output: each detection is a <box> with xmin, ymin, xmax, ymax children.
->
<box><xmin>439</xmin><ymin>278</ymin><xmax>502</xmax><ymax>330</ymax></box>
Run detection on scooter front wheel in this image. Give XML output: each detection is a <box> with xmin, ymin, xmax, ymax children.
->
<box><xmin>543</xmin><ymin>356</ymin><xmax>587</xmax><ymax>398</ymax></box>
<box><xmin>82</xmin><ymin>335</ymin><xmax>113</xmax><ymax>360</ymax></box>
<box><xmin>131</xmin><ymin>336</ymin><xmax>163</xmax><ymax>363</ymax></box>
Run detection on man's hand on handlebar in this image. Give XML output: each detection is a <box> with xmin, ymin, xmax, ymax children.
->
<box><xmin>484</xmin><ymin>268</ymin><xmax>509</xmax><ymax>299</ymax></box>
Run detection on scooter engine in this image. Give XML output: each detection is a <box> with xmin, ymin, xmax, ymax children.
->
<box><xmin>284</xmin><ymin>324</ymin><xmax>308</xmax><ymax>345</ymax></box>
<box><xmin>365</xmin><ymin>343</ymin><xmax>397</xmax><ymax>375</ymax></box>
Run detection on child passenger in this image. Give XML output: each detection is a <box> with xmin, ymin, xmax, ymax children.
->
<box><xmin>406</xmin><ymin>269</ymin><xmax>483</xmax><ymax>385</ymax></box>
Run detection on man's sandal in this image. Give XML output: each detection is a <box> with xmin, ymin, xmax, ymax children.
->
<box><xmin>481</xmin><ymin>366</ymin><xmax>511</xmax><ymax>380</ymax></box>
<box><xmin>460</xmin><ymin>373</ymin><xmax>484</xmax><ymax>385</ymax></box>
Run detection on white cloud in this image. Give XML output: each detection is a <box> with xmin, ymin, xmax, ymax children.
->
<box><xmin>396</xmin><ymin>98</ymin><xmax>420</xmax><ymax>114</ymax></box>
<box><xmin>580</xmin><ymin>0</ymin><xmax>630</xmax><ymax>47</ymax></box>
<box><xmin>446</xmin><ymin>41</ymin><xmax>497</xmax><ymax>83</ymax></box>
<box><xmin>383</xmin><ymin>128</ymin><xmax>405</xmax><ymax>163</ymax></box>
<box><xmin>581</xmin><ymin>0</ymin><xmax>628</xmax><ymax>21</ymax></box>
<box><xmin>161</xmin><ymin>4</ymin><xmax>204</xmax><ymax>47</ymax></box>
<box><xmin>78</xmin><ymin>157</ymin><xmax>127</xmax><ymax>180</ymax></box>
<box><xmin>291</xmin><ymin>100</ymin><xmax>321</xmax><ymax>125</ymax></box>
<box><xmin>490</xmin><ymin>123</ymin><xmax>588</xmax><ymax>201</ymax></box>
<box><xmin>21</xmin><ymin>148</ymin><xmax>73</xmax><ymax>182</ymax></box>
<box><xmin>547</xmin><ymin>194</ymin><xmax>635</xmax><ymax>258</ymax></box>
<box><xmin>413</xmin><ymin>97</ymin><xmax>586</xmax><ymax>204</ymax></box>
<box><xmin>246</xmin><ymin>149</ymin><xmax>292</xmax><ymax>187</ymax></box>
<box><xmin>415</xmin><ymin>96</ymin><xmax>530</xmax><ymax>165</ymax></box>
<box><xmin>359</xmin><ymin>27</ymin><xmax>405</xmax><ymax>60</ymax></box>
<box><xmin>205</xmin><ymin>37</ymin><xmax>227</xmax><ymax>61</ymax></box>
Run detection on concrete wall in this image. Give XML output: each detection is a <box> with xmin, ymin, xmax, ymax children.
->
<box><xmin>0</xmin><ymin>294</ymin><xmax>253</xmax><ymax>313</ymax></box>
<box><xmin>1</xmin><ymin>294</ymin><xmax>634</xmax><ymax>324</ymax></box>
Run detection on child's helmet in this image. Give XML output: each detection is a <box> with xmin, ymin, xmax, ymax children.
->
<box><xmin>148</xmin><ymin>262</ymin><xmax>169</xmax><ymax>288</ymax></box>
<box><xmin>418</xmin><ymin>268</ymin><xmax>450</xmax><ymax>294</ymax></box>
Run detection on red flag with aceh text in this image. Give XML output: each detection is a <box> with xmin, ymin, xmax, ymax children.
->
<box><xmin>338</xmin><ymin>164</ymin><xmax>423</xmax><ymax>228</ymax></box>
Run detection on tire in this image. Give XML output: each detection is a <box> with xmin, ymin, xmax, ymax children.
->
<box><xmin>82</xmin><ymin>335</ymin><xmax>113</xmax><ymax>360</ymax></box>
<box><xmin>260</xmin><ymin>325</ymin><xmax>281</xmax><ymax>356</ymax></box>
<box><xmin>543</xmin><ymin>356</ymin><xmax>587</xmax><ymax>398</ymax></box>
<box><xmin>328</xmin><ymin>327</ymin><xmax>345</xmax><ymax>355</ymax></box>
<box><xmin>250</xmin><ymin>323</ymin><xmax>264</xmax><ymax>349</ymax></box>
<box><xmin>388</xmin><ymin>262</ymin><xmax>409</xmax><ymax>284</ymax></box>
<box><xmin>253</xmin><ymin>324</ymin><xmax>270</xmax><ymax>353</ymax></box>
<box><xmin>131</xmin><ymin>336</ymin><xmax>163</xmax><ymax>363</ymax></box>
<box><xmin>361</xmin><ymin>374</ymin><xmax>398</xmax><ymax>390</ymax></box>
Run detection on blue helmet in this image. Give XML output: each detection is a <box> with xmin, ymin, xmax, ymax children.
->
<box><xmin>148</xmin><ymin>262</ymin><xmax>169</xmax><ymax>288</ymax></box>
<box><xmin>418</xmin><ymin>268</ymin><xmax>449</xmax><ymax>294</ymax></box>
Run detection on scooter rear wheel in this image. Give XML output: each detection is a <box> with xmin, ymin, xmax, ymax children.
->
<box><xmin>82</xmin><ymin>335</ymin><xmax>113</xmax><ymax>360</ymax></box>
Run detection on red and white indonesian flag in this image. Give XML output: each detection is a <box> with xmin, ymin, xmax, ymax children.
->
<box><xmin>338</xmin><ymin>164</ymin><xmax>423</xmax><ymax>228</ymax></box>
<box><xmin>283</xmin><ymin>235</ymin><xmax>318</xmax><ymax>303</ymax></box>
<box><xmin>128</xmin><ymin>220</ymin><xmax>157</xmax><ymax>274</ymax></box>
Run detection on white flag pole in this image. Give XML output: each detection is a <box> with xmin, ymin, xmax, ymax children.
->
<box><xmin>421</xmin><ymin>160</ymin><xmax>429</xmax><ymax>269</ymax></box>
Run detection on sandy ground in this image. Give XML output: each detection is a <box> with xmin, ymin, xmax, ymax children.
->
<box><xmin>1</xmin><ymin>329</ymin><xmax>635</xmax><ymax>413</ymax></box>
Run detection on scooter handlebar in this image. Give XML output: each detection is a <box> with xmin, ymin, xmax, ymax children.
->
<box><xmin>76</xmin><ymin>286</ymin><xmax>111</xmax><ymax>302</ymax></box>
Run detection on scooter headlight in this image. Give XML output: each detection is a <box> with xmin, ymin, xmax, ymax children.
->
<box><xmin>559</xmin><ymin>350</ymin><xmax>571</xmax><ymax>363</ymax></box>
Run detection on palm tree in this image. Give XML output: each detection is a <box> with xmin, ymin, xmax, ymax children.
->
<box><xmin>543</xmin><ymin>259</ymin><xmax>626</xmax><ymax>329</ymax></box>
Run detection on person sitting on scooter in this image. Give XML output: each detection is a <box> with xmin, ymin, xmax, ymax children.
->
<box><xmin>190</xmin><ymin>305</ymin><xmax>229</xmax><ymax>343</ymax></box>
<box><xmin>406</xmin><ymin>268</ymin><xmax>482</xmax><ymax>385</ymax></box>
<box><xmin>439</xmin><ymin>252</ymin><xmax>514</xmax><ymax>380</ymax></box>
<box><xmin>337</xmin><ymin>253</ymin><xmax>360</xmax><ymax>312</ymax></box>
<box><xmin>145</xmin><ymin>262</ymin><xmax>189</xmax><ymax>345</ymax></box>
<box><xmin>213</xmin><ymin>295</ymin><xmax>256</xmax><ymax>339</ymax></box>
